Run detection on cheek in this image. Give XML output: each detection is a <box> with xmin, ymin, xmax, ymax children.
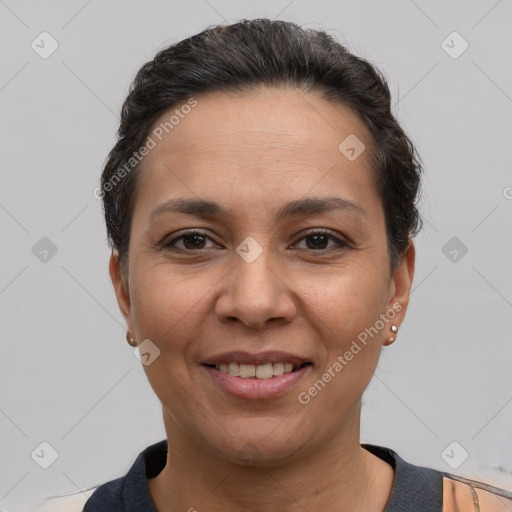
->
<box><xmin>130</xmin><ymin>266</ymin><xmax>205</xmax><ymax>413</ymax></box>
<box><xmin>303</xmin><ymin>268</ymin><xmax>388</xmax><ymax>391</ymax></box>
<box><xmin>124</xmin><ymin>256</ymin><xmax>195</xmax><ymax>411</ymax></box>
<box><xmin>296</xmin><ymin>280</ymin><xmax>385</xmax><ymax>424</ymax></box>
<box><xmin>303</xmin><ymin>261</ymin><xmax>389</xmax><ymax>331</ymax></box>
<box><xmin>129</xmin><ymin>262</ymin><xmax>210</xmax><ymax>362</ymax></box>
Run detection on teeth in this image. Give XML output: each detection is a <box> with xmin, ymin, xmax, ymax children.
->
<box><xmin>256</xmin><ymin>363</ymin><xmax>273</xmax><ymax>379</ymax></box>
<box><xmin>273</xmin><ymin>362</ymin><xmax>284</xmax><ymax>376</ymax></box>
<box><xmin>239</xmin><ymin>364</ymin><xmax>256</xmax><ymax>378</ymax></box>
<box><xmin>228</xmin><ymin>362</ymin><xmax>240</xmax><ymax>376</ymax></box>
<box><xmin>214</xmin><ymin>362</ymin><xmax>302</xmax><ymax>379</ymax></box>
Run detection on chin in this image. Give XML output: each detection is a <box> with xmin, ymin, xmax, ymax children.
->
<box><xmin>227</xmin><ymin>443</ymin><xmax>305</xmax><ymax>468</ymax></box>
<box><xmin>209</xmin><ymin>425</ymin><xmax>311</xmax><ymax>468</ymax></box>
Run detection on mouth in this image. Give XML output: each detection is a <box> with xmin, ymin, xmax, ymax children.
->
<box><xmin>201</xmin><ymin>351</ymin><xmax>313</xmax><ymax>400</ymax></box>
<box><xmin>203</xmin><ymin>361</ymin><xmax>312</xmax><ymax>380</ymax></box>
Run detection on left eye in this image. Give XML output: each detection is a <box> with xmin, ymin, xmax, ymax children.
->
<box><xmin>293</xmin><ymin>230</ymin><xmax>348</xmax><ymax>251</ymax></box>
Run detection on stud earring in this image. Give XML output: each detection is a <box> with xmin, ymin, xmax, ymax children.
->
<box><xmin>126</xmin><ymin>332</ymin><xmax>137</xmax><ymax>347</ymax></box>
<box><xmin>385</xmin><ymin>325</ymin><xmax>399</xmax><ymax>346</ymax></box>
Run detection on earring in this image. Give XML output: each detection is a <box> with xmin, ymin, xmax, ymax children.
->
<box><xmin>126</xmin><ymin>332</ymin><xmax>137</xmax><ymax>347</ymax></box>
<box><xmin>385</xmin><ymin>325</ymin><xmax>399</xmax><ymax>346</ymax></box>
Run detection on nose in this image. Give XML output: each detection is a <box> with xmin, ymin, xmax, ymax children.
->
<box><xmin>215</xmin><ymin>246</ymin><xmax>297</xmax><ymax>329</ymax></box>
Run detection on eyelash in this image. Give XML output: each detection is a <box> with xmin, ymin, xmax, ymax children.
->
<box><xmin>161</xmin><ymin>228</ymin><xmax>350</xmax><ymax>253</ymax></box>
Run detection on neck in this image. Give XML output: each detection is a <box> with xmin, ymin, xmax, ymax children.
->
<box><xmin>148</xmin><ymin>403</ymin><xmax>393</xmax><ymax>512</ymax></box>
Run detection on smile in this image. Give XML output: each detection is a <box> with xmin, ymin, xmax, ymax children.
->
<box><xmin>207</xmin><ymin>362</ymin><xmax>310</xmax><ymax>380</ymax></box>
<box><xmin>201</xmin><ymin>351</ymin><xmax>313</xmax><ymax>400</ymax></box>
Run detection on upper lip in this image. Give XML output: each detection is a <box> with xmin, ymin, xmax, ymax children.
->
<box><xmin>202</xmin><ymin>351</ymin><xmax>310</xmax><ymax>367</ymax></box>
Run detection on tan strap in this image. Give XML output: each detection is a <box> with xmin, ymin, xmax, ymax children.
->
<box><xmin>443</xmin><ymin>475</ymin><xmax>512</xmax><ymax>511</ymax></box>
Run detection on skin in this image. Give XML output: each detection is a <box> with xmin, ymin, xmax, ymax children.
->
<box><xmin>109</xmin><ymin>85</ymin><xmax>415</xmax><ymax>511</ymax></box>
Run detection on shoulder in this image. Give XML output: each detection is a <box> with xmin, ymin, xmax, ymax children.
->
<box><xmin>81</xmin><ymin>476</ymin><xmax>126</xmax><ymax>511</ymax></box>
<box><xmin>442</xmin><ymin>472</ymin><xmax>512</xmax><ymax>511</ymax></box>
<box><xmin>362</xmin><ymin>443</ymin><xmax>512</xmax><ymax>511</ymax></box>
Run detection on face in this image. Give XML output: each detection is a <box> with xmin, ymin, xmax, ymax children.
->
<box><xmin>110</xmin><ymin>86</ymin><xmax>414</xmax><ymax>466</ymax></box>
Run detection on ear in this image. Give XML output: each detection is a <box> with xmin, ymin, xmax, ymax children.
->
<box><xmin>109</xmin><ymin>250</ymin><xmax>133</xmax><ymax>331</ymax></box>
<box><xmin>387</xmin><ymin>239</ymin><xmax>415</xmax><ymax>325</ymax></box>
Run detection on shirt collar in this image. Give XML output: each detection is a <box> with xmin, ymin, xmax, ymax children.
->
<box><xmin>122</xmin><ymin>440</ymin><xmax>443</xmax><ymax>512</ymax></box>
<box><xmin>361</xmin><ymin>443</ymin><xmax>442</xmax><ymax>511</ymax></box>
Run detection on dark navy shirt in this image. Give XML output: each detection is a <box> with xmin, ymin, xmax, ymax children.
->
<box><xmin>82</xmin><ymin>439</ymin><xmax>509</xmax><ymax>511</ymax></box>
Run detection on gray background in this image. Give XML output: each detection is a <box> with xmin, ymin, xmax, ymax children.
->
<box><xmin>1</xmin><ymin>0</ymin><xmax>511</xmax><ymax>510</ymax></box>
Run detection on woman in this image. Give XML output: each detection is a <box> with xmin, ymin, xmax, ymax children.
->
<box><xmin>54</xmin><ymin>18</ymin><xmax>511</xmax><ymax>512</ymax></box>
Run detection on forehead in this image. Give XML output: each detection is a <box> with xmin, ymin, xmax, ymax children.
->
<box><xmin>134</xmin><ymin>86</ymin><xmax>379</xmax><ymax>217</ymax></box>
<box><xmin>146</xmin><ymin>86</ymin><xmax>372</xmax><ymax>158</ymax></box>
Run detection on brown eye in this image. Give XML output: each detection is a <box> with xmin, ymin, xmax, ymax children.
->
<box><xmin>292</xmin><ymin>230</ymin><xmax>349</xmax><ymax>251</ymax></box>
<box><xmin>163</xmin><ymin>230</ymin><xmax>217</xmax><ymax>251</ymax></box>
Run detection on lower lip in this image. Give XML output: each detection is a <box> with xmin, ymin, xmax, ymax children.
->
<box><xmin>202</xmin><ymin>365</ymin><xmax>311</xmax><ymax>400</ymax></box>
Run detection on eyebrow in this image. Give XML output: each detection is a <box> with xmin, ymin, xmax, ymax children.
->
<box><xmin>150</xmin><ymin>196</ymin><xmax>366</xmax><ymax>222</ymax></box>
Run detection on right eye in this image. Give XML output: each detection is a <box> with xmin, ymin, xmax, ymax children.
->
<box><xmin>162</xmin><ymin>230</ymin><xmax>220</xmax><ymax>252</ymax></box>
